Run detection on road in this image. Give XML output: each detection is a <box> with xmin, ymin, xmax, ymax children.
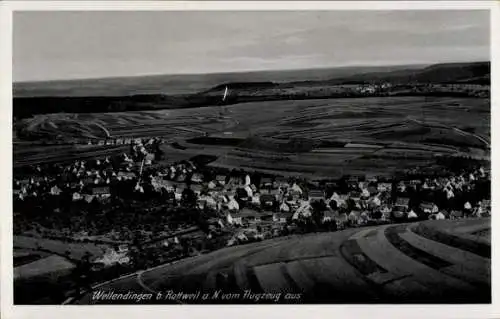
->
<box><xmin>73</xmin><ymin>218</ymin><xmax>490</xmax><ymax>304</ymax></box>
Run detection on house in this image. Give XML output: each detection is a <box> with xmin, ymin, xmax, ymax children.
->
<box><xmin>410</xmin><ymin>180</ymin><xmax>422</xmax><ymax>186</ymax></box>
<box><xmin>82</xmin><ymin>177</ymin><xmax>95</xmax><ymax>185</ymax></box>
<box><xmin>144</xmin><ymin>153</ymin><xmax>155</xmax><ymax>165</ymax></box>
<box><xmin>199</xmin><ymin>196</ymin><xmax>217</xmax><ymax>209</ymax></box>
<box><xmin>50</xmin><ymin>185</ymin><xmax>62</xmax><ymax>196</ymax></box>
<box><xmin>296</xmin><ymin>201</ymin><xmax>313</xmax><ymax>217</ymax></box>
<box><xmin>450</xmin><ymin>210</ymin><xmax>464</xmax><ymax>219</ymax></box>
<box><xmin>361</xmin><ymin>188</ymin><xmax>371</xmax><ymax>198</ymax></box>
<box><xmin>322</xmin><ymin>210</ymin><xmax>339</xmax><ymax>223</ymax></box>
<box><xmin>250</xmin><ymin>194</ymin><xmax>261</xmax><ymax>206</ymax></box>
<box><xmin>347</xmin><ymin>180</ymin><xmax>359</xmax><ymax>189</ymax></box>
<box><xmin>174</xmin><ymin>187</ymin><xmax>184</xmax><ymax>201</ymax></box>
<box><xmin>348</xmin><ymin>210</ymin><xmax>361</xmax><ymax>224</ymax></box>
<box><xmin>330</xmin><ymin>193</ymin><xmax>348</xmax><ymax>209</ymax></box>
<box><xmin>190</xmin><ymin>184</ymin><xmax>203</xmax><ymax>196</ymax></box>
<box><xmin>238</xmin><ymin>208</ymin><xmax>264</xmax><ymax>224</ymax></box>
<box><xmin>480</xmin><ymin>200</ymin><xmax>491</xmax><ymax>209</ymax></box>
<box><xmin>18</xmin><ymin>179</ymin><xmax>30</xmax><ymax>187</ymax></box>
<box><xmin>216</xmin><ymin>175</ymin><xmax>227</xmax><ymax>186</ymax></box>
<box><xmin>190</xmin><ymin>173</ymin><xmax>204</xmax><ymax>184</ymax></box>
<box><xmin>397</xmin><ymin>182</ymin><xmax>407</xmax><ymax>193</ymax></box>
<box><xmin>117</xmin><ymin>244</ymin><xmax>129</xmax><ymax>253</ymax></box>
<box><xmin>227</xmin><ymin>197</ymin><xmax>240</xmax><ymax>211</ymax></box>
<box><xmin>367</xmin><ymin>185</ymin><xmax>378</xmax><ymax>196</ymax></box>
<box><xmin>289</xmin><ymin>183</ymin><xmax>303</xmax><ymax>198</ymax></box>
<box><xmin>279</xmin><ymin>201</ymin><xmax>290</xmax><ymax>212</ymax></box>
<box><xmin>377</xmin><ymin>183</ymin><xmax>392</xmax><ymax>192</ymax></box>
<box><xmin>358</xmin><ymin>181</ymin><xmax>368</xmax><ymax>190</ymax></box>
<box><xmin>242</xmin><ymin>185</ymin><xmax>254</xmax><ymax>198</ymax></box>
<box><xmin>260</xmin><ymin>194</ymin><xmax>276</xmax><ymax>208</ymax></box>
<box><xmin>273</xmin><ymin>212</ymin><xmax>293</xmax><ymax>223</ymax></box>
<box><xmin>117</xmin><ymin>171</ymin><xmax>136</xmax><ymax>180</ymax></box>
<box><xmin>260</xmin><ymin>177</ymin><xmax>273</xmax><ymax>189</ymax></box>
<box><xmin>269</xmin><ymin>189</ymin><xmax>282</xmax><ymax>201</ymax></box>
<box><xmin>275</xmin><ymin>177</ymin><xmax>290</xmax><ymax>189</ymax></box>
<box><xmin>408</xmin><ymin>210</ymin><xmax>418</xmax><ymax>219</ymax></box>
<box><xmin>349</xmin><ymin>191</ymin><xmax>361</xmax><ymax>201</ymax></box>
<box><xmin>367</xmin><ymin>196</ymin><xmax>382</xmax><ymax>208</ymax></box>
<box><xmin>208</xmin><ymin>181</ymin><xmax>217</xmax><ymax>189</ymax></box>
<box><xmin>394</xmin><ymin>197</ymin><xmax>410</xmax><ymax>212</ymax></box>
<box><xmin>228</xmin><ymin>176</ymin><xmax>242</xmax><ymax>186</ymax></box>
<box><xmin>226</xmin><ymin>212</ymin><xmax>242</xmax><ymax>226</ymax></box>
<box><xmin>93</xmin><ymin>248</ymin><xmax>129</xmax><ymax>267</ymax></box>
<box><xmin>92</xmin><ymin>186</ymin><xmax>111</xmax><ymax>198</ymax></box>
<box><xmin>308</xmin><ymin>189</ymin><xmax>325</xmax><ymax>202</ymax></box>
<box><xmin>72</xmin><ymin>192</ymin><xmax>82</xmax><ymax>201</ymax></box>
<box><xmin>420</xmin><ymin>202</ymin><xmax>438</xmax><ymax>214</ymax></box>
<box><xmin>151</xmin><ymin>178</ymin><xmax>174</xmax><ymax>192</ymax></box>
<box><xmin>325</xmin><ymin>182</ymin><xmax>338</xmax><ymax>189</ymax></box>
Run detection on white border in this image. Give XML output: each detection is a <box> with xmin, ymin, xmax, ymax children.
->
<box><xmin>1</xmin><ymin>2</ymin><xmax>498</xmax><ymax>319</ymax></box>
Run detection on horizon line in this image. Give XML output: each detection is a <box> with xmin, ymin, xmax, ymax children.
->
<box><xmin>13</xmin><ymin>60</ymin><xmax>490</xmax><ymax>85</ymax></box>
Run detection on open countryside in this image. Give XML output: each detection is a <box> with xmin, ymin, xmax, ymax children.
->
<box><xmin>15</xmin><ymin>96</ymin><xmax>490</xmax><ymax>179</ymax></box>
<box><xmin>13</xmin><ymin>62</ymin><xmax>491</xmax><ymax>305</ymax></box>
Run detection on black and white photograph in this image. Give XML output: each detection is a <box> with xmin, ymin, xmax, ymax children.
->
<box><xmin>3</xmin><ymin>1</ymin><xmax>496</xmax><ymax>313</ymax></box>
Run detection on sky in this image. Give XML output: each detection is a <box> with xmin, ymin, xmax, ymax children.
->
<box><xmin>13</xmin><ymin>10</ymin><xmax>490</xmax><ymax>82</ymax></box>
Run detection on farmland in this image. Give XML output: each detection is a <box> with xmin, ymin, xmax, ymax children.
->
<box><xmin>14</xmin><ymin>235</ymin><xmax>110</xmax><ymax>261</ymax></box>
<box><xmin>14</xmin><ymin>96</ymin><xmax>490</xmax><ymax>178</ymax></box>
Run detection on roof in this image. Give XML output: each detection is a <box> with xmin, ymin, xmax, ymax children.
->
<box><xmin>309</xmin><ymin>190</ymin><xmax>325</xmax><ymax>197</ymax></box>
<box><xmin>395</xmin><ymin>197</ymin><xmax>410</xmax><ymax>206</ymax></box>
<box><xmin>261</xmin><ymin>177</ymin><xmax>273</xmax><ymax>184</ymax></box>
<box><xmin>269</xmin><ymin>189</ymin><xmax>281</xmax><ymax>195</ymax></box>
<box><xmin>420</xmin><ymin>202</ymin><xmax>435</xmax><ymax>209</ymax></box>
<box><xmin>92</xmin><ymin>186</ymin><xmax>110</xmax><ymax>195</ymax></box>
<box><xmin>260</xmin><ymin>194</ymin><xmax>276</xmax><ymax>202</ymax></box>
<box><xmin>378</xmin><ymin>182</ymin><xmax>392</xmax><ymax>187</ymax></box>
<box><xmin>191</xmin><ymin>173</ymin><xmax>203</xmax><ymax>181</ymax></box>
<box><xmin>347</xmin><ymin>176</ymin><xmax>361</xmax><ymax>182</ymax></box>
<box><xmin>481</xmin><ymin>200</ymin><xmax>491</xmax><ymax>206</ymax></box>
<box><xmin>274</xmin><ymin>212</ymin><xmax>294</xmax><ymax>219</ymax></box>
<box><xmin>234</xmin><ymin>209</ymin><xmax>260</xmax><ymax>218</ymax></box>
<box><xmin>118</xmin><ymin>171</ymin><xmax>136</xmax><ymax>177</ymax></box>
<box><xmin>451</xmin><ymin>210</ymin><xmax>464</xmax><ymax>217</ymax></box>
<box><xmin>323</xmin><ymin>210</ymin><xmax>339</xmax><ymax>218</ymax></box>
<box><xmin>191</xmin><ymin>185</ymin><xmax>203</xmax><ymax>193</ymax></box>
<box><xmin>350</xmin><ymin>191</ymin><xmax>361</xmax><ymax>198</ymax></box>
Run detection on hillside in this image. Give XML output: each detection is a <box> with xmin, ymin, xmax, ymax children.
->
<box><xmin>13</xmin><ymin>62</ymin><xmax>490</xmax><ymax>119</ymax></box>
<box><xmin>326</xmin><ymin>62</ymin><xmax>490</xmax><ymax>85</ymax></box>
<box><xmin>14</xmin><ymin>64</ymin><xmax>427</xmax><ymax>98</ymax></box>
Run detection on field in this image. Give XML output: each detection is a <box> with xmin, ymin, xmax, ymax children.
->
<box><xmin>14</xmin><ymin>254</ymin><xmax>76</xmax><ymax>280</ymax></box>
<box><xmin>73</xmin><ymin>218</ymin><xmax>491</xmax><ymax>304</ymax></box>
<box><xmin>14</xmin><ymin>96</ymin><xmax>490</xmax><ymax>177</ymax></box>
<box><xmin>14</xmin><ymin>235</ymin><xmax>110</xmax><ymax>261</ymax></box>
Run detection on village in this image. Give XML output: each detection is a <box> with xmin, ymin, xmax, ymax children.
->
<box><xmin>13</xmin><ymin>136</ymin><xmax>491</xmax><ymax>273</ymax></box>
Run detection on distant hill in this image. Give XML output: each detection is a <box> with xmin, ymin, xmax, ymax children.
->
<box><xmin>14</xmin><ymin>64</ymin><xmax>427</xmax><ymax>98</ymax></box>
<box><xmin>325</xmin><ymin>62</ymin><xmax>490</xmax><ymax>85</ymax></box>
<box><xmin>12</xmin><ymin>62</ymin><xmax>490</xmax><ymax>119</ymax></box>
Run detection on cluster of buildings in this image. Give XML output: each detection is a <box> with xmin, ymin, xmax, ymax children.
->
<box><xmin>13</xmin><ymin>137</ymin><xmax>491</xmax><ymax>261</ymax></box>
<box><xmin>13</xmin><ymin>138</ymin><xmax>162</xmax><ymax>204</ymax></box>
